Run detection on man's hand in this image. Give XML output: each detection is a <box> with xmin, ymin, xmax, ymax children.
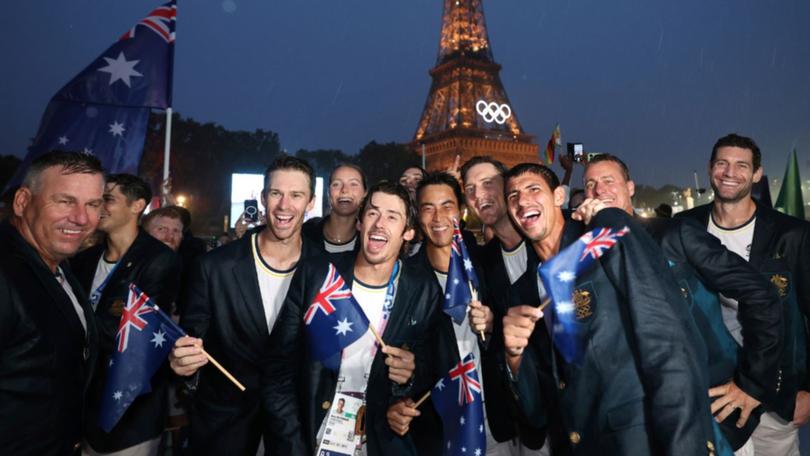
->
<box><xmin>793</xmin><ymin>391</ymin><xmax>810</xmax><ymax>426</ymax></box>
<box><xmin>570</xmin><ymin>198</ymin><xmax>607</xmax><ymax>225</ymax></box>
<box><xmin>709</xmin><ymin>381</ymin><xmax>761</xmax><ymax>428</ymax></box>
<box><xmin>386</xmin><ymin>398</ymin><xmax>421</xmax><ymax>436</ymax></box>
<box><xmin>169</xmin><ymin>336</ymin><xmax>208</xmax><ymax>377</ymax></box>
<box><xmin>382</xmin><ymin>345</ymin><xmax>416</xmax><ymax>385</ymax></box>
<box><xmin>503</xmin><ymin>305</ymin><xmax>543</xmax><ymax>373</ymax></box>
<box><xmin>468</xmin><ymin>300</ymin><xmax>493</xmax><ymax>335</ymax></box>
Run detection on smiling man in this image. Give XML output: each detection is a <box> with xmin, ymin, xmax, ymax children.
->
<box><xmin>576</xmin><ymin>153</ymin><xmax>782</xmax><ymax>451</ymax></box>
<box><xmin>1</xmin><ymin>151</ymin><xmax>103</xmax><ymax>455</ymax></box>
<box><xmin>169</xmin><ymin>156</ymin><xmax>324</xmax><ymax>455</ymax></box>
<box><xmin>264</xmin><ymin>180</ymin><xmax>449</xmax><ymax>455</ymax></box>
<box><xmin>501</xmin><ymin>162</ymin><xmax>719</xmax><ymax>455</ymax></box>
<box><xmin>71</xmin><ymin>173</ymin><xmax>180</xmax><ymax>455</ymax></box>
<box><xmin>678</xmin><ymin>134</ymin><xmax>810</xmax><ymax>455</ymax></box>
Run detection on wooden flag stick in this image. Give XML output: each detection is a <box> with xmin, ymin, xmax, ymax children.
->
<box><xmin>368</xmin><ymin>323</ymin><xmax>387</xmax><ymax>351</ymax></box>
<box><xmin>537</xmin><ymin>297</ymin><xmax>551</xmax><ymax>312</ymax></box>
<box><xmin>469</xmin><ymin>285</ymin><xmax>486</xmax><ymax>342</ymax></box>
<box><xmin>201</xmin><ymin>348</ymin><xmax>246</xmax><ymax>392</ymax></box>
<box><xmin>414</xmin><ymin>390</ymin><xmax>431</xmax><ymax>408</ymax></box>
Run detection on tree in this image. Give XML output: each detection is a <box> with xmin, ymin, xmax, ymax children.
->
<box><xmin>0</xmin><ymin>155</ymin><xmax>22</xmax><ymax>193</ymax></box>
<box><xmin>354</xmin><ymin>141</ymin><xmax>421</xmax><ymax>185</ymax></box>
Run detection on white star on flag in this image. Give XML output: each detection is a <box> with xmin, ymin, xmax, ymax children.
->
<box><xmin>557</xmin><ymin>270</ymin><xmax>576</xmax><ymax>282</ymax></box>
<box><xmin>463</xmin><ymin>258</ymin><xmax>473</xmax><ymax>271</ymax></box>
<box><xmin>82</xmin><ymin>147</ymin><xmax>93</xmax><ymax>155</ymax></box>
<box><xmin>556</xmin><ymin>301</ymin><xmax>575</xmax><ymax>314</ymax></box>
<box><xmin>151</xmin><ymin>329</ymin><xmax>167</xmax><ymax>348</ymax></box>
<box><xmin>109</xmin><ymin>121</ymin><xmax>126</xmax><ymax>137</ymax></box>
<box><xmin>98</xmin><ymin>51</ymin><xmax>143</xmax><ymax>87</ymax></box>
<box><xmin>461</xmin><ymin>447</ymin><xmax>467</xmax><ymax>453</ymax></box>
<box><xmin>460</xmin><ymin>416</ymin><xmax>465</xmax><ymax>425</ymax></box>
<box><xmin>113</xmin><ymin>391</ymin><xmax>123</xmax><ymax>401</ymax></box>
<box><xmin>447</xmin><ymin>441</ymin><xmax>451</xmax><ymax>449</ymax></box>
<box><xmin>475</xmin><ymin>449</ymin><xmax>482</xmax><ymax>456</ymax></box>
<box><xmin>333</xmin><ymin>318</ymin><xmax>354</xmax><ymax>336</ymax></box>
<box><xmin>435</xmin><ymin>378</ymin><xmax>445</xmax><ymax>391</ymax></box>
<box><xmin>453</xmin><ymin>278</ymin><xmax>460</xmax><ymax>285</ymax></box>
<box><xmin>445</xmin><ymin>293</ymin><xmax>451</xmax><ymax>300</ymax></box>
<box><xmin>108</xmin><ymin>358</ymin><xmax>114</xmax><ymax>367</ymax></box>
<box><xmin>57</xmin><ymin>136</ymin><xmax>69</xmax><ymax>145</ymax></box>
<box><xmin>479</xmin><ymin>424</ymin><xmax>483</xmax><ymax>433</ymax></box>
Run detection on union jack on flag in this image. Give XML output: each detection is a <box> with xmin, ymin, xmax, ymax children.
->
<box><xmin>432</xmin><ymin>353</ymin><xmax>486</xmax><ymax>456</ymax></box>
<box><xmin>580</xmin><ymin>226</ymin><xmax>630</xmax><ymax>261</ymax></box>
<box><xmin>120</xmin><ymin>2</ymin><xmax>176</xmax><ymax>43</ymax></box>
<box><xmin>303</xmin><ymin>263</ymin><xmax>370</xmax><ymax>371</ymax></box>
<box><xmin>117</xmin><ymin>286</ymin><xmax>156</xmax><ymax>352</ymax></box>
<box><xmin>304</xmin><ymin>263</ymin><xmax>353</xmax><ymax>324</ymax></box>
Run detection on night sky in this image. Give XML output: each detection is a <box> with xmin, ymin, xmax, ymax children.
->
<box><xmin>2</xmin><ymin>0</ymin><xmax>809</xmax><ymax>186</ymax></box>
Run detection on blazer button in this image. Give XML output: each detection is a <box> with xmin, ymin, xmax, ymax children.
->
<box><xmin>707</xmin><ymin>440</ymin><xmax>715</xmax><ymax>455</ymax></box>
<box><xmin>569</xmin><ymin>431</ymin><xmax>580</xmax><ymax>445</ymax></box>
<box><xmin>558</xmin><ymin>381</ymin><xmax>566</xmax><ymax>390</ymax></box>
<box><xmin>322</xmin><ymin>401</ymin><xmax>331</xmax><ymax>410</ymax></box>
<box><xmin>83</xmin><ymin>347</ymin><xmax>90</xmax><ymax>361</ymax></box>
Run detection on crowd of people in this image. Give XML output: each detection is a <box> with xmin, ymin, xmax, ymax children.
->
<box><xmin>1</xmin><ymin>132</ymin><xmax>808</xmax><ymax>456</ymax></box>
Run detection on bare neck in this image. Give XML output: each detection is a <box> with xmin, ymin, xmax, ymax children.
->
<box><xmin>257</xmin><ymin>228</ymin><xmax>303</xmax><ymax>271</ymax></box>
<box><xmin>711</xmin><ymin>197</ymin><xmax>757</xmax><ymax>228</ymax></box>
<box><xmin>323</xmin><ymin>213</ymin><xmax>357</xmax><ymax>242</ymax></box>
<box><xmin>105</xmin><ymin>223</ymin><xmax>139</xmax><ymax>262</ymax></box>
<box><xmin>426</xmin><ymin>243</ymin><xmax>451</xmax><ymax>273</ymax></box>
<box><xmin>353</xmin><ymin>257</ymin><xmax>396</xmax><ymax>287</ymax></box>
<box><xmin>493</xmin><ymin>215</ymin><xmax>522</xmax><ymax>250</ymax></box>
<box><xmin>530</xmin><ymin>213</ymin><xmax>566</xmax><ymax>262</ymax></box>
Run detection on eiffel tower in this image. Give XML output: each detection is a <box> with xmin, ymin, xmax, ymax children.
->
<box><xmin>413</xmin><ymin>0</ymin><xmax>538</xmax><ymax>170</ymax></box>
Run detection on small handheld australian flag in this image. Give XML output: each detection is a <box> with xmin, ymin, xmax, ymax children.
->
<box><xmin>99</xmin><ymin>283</ymin><xmax>184</xmax><ymax>432</ymax></box>
<box><xmin>443</xmin><ymin>219</ymin><xmax>480</xmax><ymax>324</ymax></box>
<box><xmin>303</xmin><ymin>263</ymin><xmax>370</xmax><ymax>371</ymax></box>
<box><xmin>538</xmin><ymin>226</ymin><xmax>629</xmax><ymax>365</ymax></box>
<box><xmin>432</xmin><ymin>353</ymin><xmax>486</xmax><ymax>456</ymax></box>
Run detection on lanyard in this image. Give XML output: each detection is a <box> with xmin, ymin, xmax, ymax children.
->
<box><xmin>89</xmin><ymin>258</ymin><xmax>119</xmax><ymax>309</ymax></box>
<box><xmin>375</xmin><ymin>259</ymin><xmax>400</xmax><ymax>345</ymax></box>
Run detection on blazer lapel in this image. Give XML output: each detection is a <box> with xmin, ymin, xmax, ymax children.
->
<box><xmin>232</xmin><ymin>240</ymin><xmax>271</xmax><ymax>337</ymax></box>
<box><xmin>748</xmin><ymin>205</ymin><xmax>775</xmax><ymax>268</ymax></box>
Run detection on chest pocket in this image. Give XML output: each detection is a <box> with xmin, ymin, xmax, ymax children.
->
<box><xmin>572</xmin><ymin>281</ymin><xmax>597</xmax><ymax>323</ymax></box>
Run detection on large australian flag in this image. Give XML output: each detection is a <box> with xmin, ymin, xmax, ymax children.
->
<box><xmin>538</xmin><ymin>226</ymin><xmax>629</xmax><ymax>365</ymax></box>
<box><xmin>99</xmin><ymin>283</ymin><xmax>184</xmax><ymax>432</ymax></box>
<box><xmin>443</xmin><ymin>219</ymin><xmax>481</xmax><ymax>324</ymax></box>
<box><xmin>432</xmin><ymin>353</ymin><xmax>486</xmax><ymax>456</ymax></box>
<box><xmin>6</xmin><ymin>1</ymin><xmax>176</xmax><ymax>191</ymax></box>
<box><xmin>304</xmin><ymin>263</ymin><xmax>370</xmax><ymax>371</ymax></box>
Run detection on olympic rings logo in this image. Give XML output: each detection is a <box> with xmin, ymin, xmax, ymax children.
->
<box><xmin>476</xmin><ymin>100</ymin><xmax>512</xmax><ymax>125</ymax></box>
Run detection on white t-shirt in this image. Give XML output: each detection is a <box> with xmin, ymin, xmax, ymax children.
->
<box><xmin>337</xmin><ymin>279</ymin><xmax>390</xmax><ymax>393</ymax></box>
<box><xmin>324</xmin><ymin>235</ymin><xmax>357</xmax><ymax>253</ymax></box>
<box><xmin>251</xmin><ymin>233</ymin><xmax>295</xmax><ymax>332</ymax></box>
<box><xmin>707</xmin><ymin>214</ymin><xmax>756</xmax><ymax>345</ymax></box>
<box><xmin>90</xmin><ymin>255</ymin><xmax>117</xmax><ymax>310</ymax></box>
<box><xmin>502</xmin><ymin>240</ymin><xmax>528</xmax><ymax>285</ymax></box>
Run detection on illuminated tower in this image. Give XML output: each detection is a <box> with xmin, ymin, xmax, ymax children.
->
<box><xmin>413</xmin><ymin>0</ymin><xmax>537</xmax><ymax>170</ymax></box>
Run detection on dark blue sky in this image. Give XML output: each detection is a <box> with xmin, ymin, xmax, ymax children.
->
<box><xmin>2</xmin><ymin>0</ymin><xmax>809</xmax><ymax>186</ymax></box>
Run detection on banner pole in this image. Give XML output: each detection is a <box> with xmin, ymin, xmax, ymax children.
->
<box><xmin>162</xmin><ymin>107</ymin><xmax>173</xmax><ymax>204</ymax></box>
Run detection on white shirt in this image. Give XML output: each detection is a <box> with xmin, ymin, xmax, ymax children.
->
<box><xmin>707</xmin><ymin>214</ymin><xmax>756</xmax><ymax>345</ymax></box>
<box><xmin>337</xmin><ymin>279</ymin><xmax>390</xmax><ymax>393</ymax></box>
<box><xmin>502</xmin><ymin>240</ymin><xmax>528</xmax><ymax>285</ymax></box>
<box><xmin>251</xmin><ymin>233</ymin><xmax>295</xmax><ymax>332</ymax></box>
<box><xmin>324</xmin><ymin>236</ymin><xmax>357</xmax><ymax>253</ymax></box>
<box><xmin>90</xmin><ymin>255</ymin><xmax>116</xmax><ymax>310</ymax></box>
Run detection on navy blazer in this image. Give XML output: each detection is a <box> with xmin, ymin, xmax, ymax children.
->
<box><xmin>510</xmin><ymin>209</ymin><xmax>717</xmax><ymax>455</ymax></box>
<box><xmin>263</xmin><ymin>252</ymin><xmax>452</xmax><ymax>456</ymax></box>
<box><xmin>71</xmin><ymin>230</ymin><xmax>181</xmax><ymax>452</ymax></box>
<box><xmin>0</xmin><ymin>223</ymin><xmax>98</xmax><ymax>456</ymax></box>
<box><xmin>677</xmin><ymin>201</ymin><xmax>810</xmax><ymax>420</ymax></box>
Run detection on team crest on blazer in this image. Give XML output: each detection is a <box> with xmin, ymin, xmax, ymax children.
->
<box><xmin>770</xmin><ymin>274</ymin><xmax>789</xmax><ymax>298</ymax></box>
<box><xmin>573</xmin><ymin>289</ymin><xmax>593</xmax><ymax>320</ymax></box>
<box><xmin>109</xmin><ymin>298</ymin><xmax>125</xmax><ymax>316</ymax></box>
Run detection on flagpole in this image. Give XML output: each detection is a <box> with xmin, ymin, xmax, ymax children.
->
<box><xmin>162</xmin><ymin>107</ymin><xmax>173</xmax><ymax>203</ymax></box>
<box><xmin>414</xmin><ymin>389</ymin><xmax>431</xmax><ymax>408</ymax></box>
<box><xmin>201</xmin><ymin>348</ymin><xmax>246</xmax><ymax>392</ymax></box>
<box><xmin>468</xmin><ymin>285</ymin><xmax>485</xmax><ymax>342</ymax></box>
<box><xmin>421</xmin><ymin>143</ymin><xmax>426</xmax><ymax>169</ymax></box>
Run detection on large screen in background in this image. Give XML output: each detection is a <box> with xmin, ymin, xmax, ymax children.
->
<box><xmin>229</xmin><ymin>173</ymin><xmax>323</xmax><ymax>228</ymax></box>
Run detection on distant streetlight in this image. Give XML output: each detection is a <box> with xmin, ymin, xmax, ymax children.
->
<box><xmin>176</xmin><ymin>194</ymin><xmax>187</xmax><ymax>207</ymax></box>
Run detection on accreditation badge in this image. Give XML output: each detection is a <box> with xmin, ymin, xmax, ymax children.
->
<box><xmin>316</xmin><ymin>392</ymin><xmax>365</xmax><ymax>456</ymax></box>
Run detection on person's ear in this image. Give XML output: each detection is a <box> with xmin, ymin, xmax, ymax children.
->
<box><xmin>13</xmin><ymin>187</ymin><xmax>32</xmax><ymax>217</ymax></box>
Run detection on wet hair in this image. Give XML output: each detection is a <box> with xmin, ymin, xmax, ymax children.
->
<box><xmin>711</xmin><ymin>133</ymin><xmax>762</xmax><ymax>170</ymax></box>
<box><xmin>141</xmin><ymin>205</ymin><xmax>183</xmax><ymax>230</ymax></box>
<box><xmin>329</xmin><ymin>163</ymin><xmax>367</xmax><ymax>190</ymax></box>
<box><xmin>502</xmin><ymin>163</ymin><xmax>560</xmax><ymax>191</ymax></box>
<box><xmin>22</xmin><ymin>150</ymin><xmax>104</xmax><ymax>192</ymax></box>
<box><xmin>460</xmin><ymin>155</ymin><xmax>508</xmax><ymax>183</ymax></box>
<box><xmin>584</xmin><ymin>153</ymin><xmax>632</xmax><ymax>181</ymax></box>
<box><xmin>263</xmin><ymin>155</ymin><xmax>315</xmax><ymax>199</ymax></box>
<box><xmin>416</xmin><ymin>171</ymin><xmax>464</xmax><ymax>208</ymax></box>
<box><xmin>359</xmin><ymin>180</ymin><xmax>416</xmax><ymax>230</ymax></box>
<box><xmin>106</xmin><ymin>174</ymin><xmax>152</xmax><ymax>214</ymax></box>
